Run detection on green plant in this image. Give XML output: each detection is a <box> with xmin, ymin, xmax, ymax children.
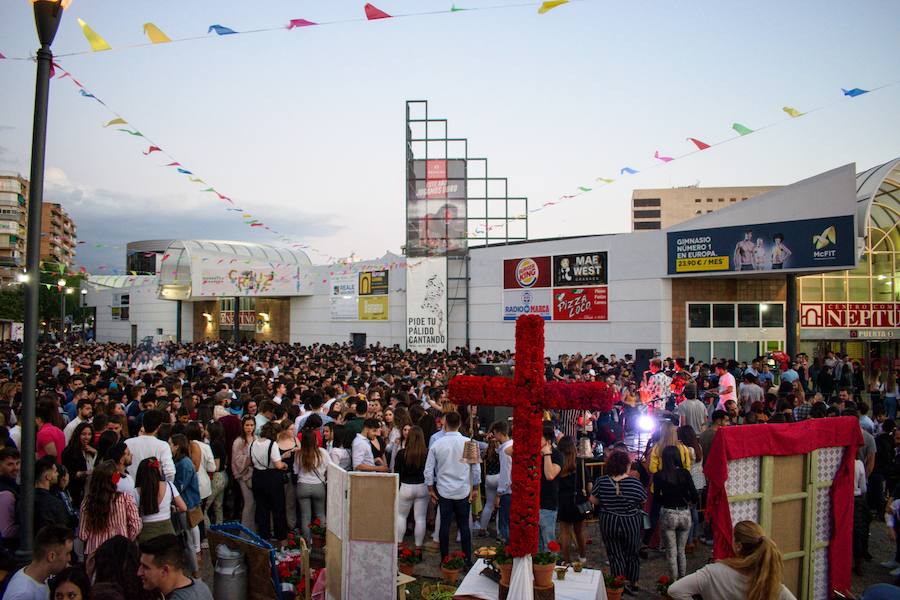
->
<box><xmin>656</xmin><ymin>575</ymin><xmax>672</xmax><ymax>595</ymax></box>
<box><xmin>603</xmin><ymin>571</ymin><xmax>627</xmax><ymax>589</ymax></box>
<box><xmin>424</xmin><ymin>590</ymin><xmax>455</xmax><ymax>600</ymax></box>
<box><xmin>532</xmin><ymin>540</ymin><xmax>560</xmax><ymax>565</ymax></box>
<box><xmin>421</xmin><ymin>583</ymin><xmax>456</xmax><ymax>600</ymax></box>
<box><xmin>398</xmin><ymin>543</ymin><xmax>423</xmax><ymax>565</ymax></box>
<box><xmin>441</xmin><ymin>551</ymin><xmax>466</xmax><ymax>570</ymax></box>
<box><xmin>309</xmin><ymin>518</ymin><xmax>326</xmax><ymax>536</ymax></box>
<box><xmin>493</xmin><ymin>543</ymin><xmax>512</xmax><ymax>565</ymax></box>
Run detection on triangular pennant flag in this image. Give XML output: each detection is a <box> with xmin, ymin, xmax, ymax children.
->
<box><xmin>620</xmin><ymin>167</ymin><xmax>638</xmax><ymax>175</ymax></box>
<box><xmin>842</xmin><ymin>88</ymin><xmax>868</xmax><ymax>98</ymax></box>
<box><xmin>103</xmin><ymin>118</ymin><xmax>127</xmax><ymax>127</ymax></box>
<box><xmin>142</xmin><ymin>146</ymin><xmax>161</xmax><ymax>155</ymax></box>
<box><xmin>77</xmin><ymin>18</ymin><xmax>112</xmax><ymax>52</ymax></box>
<box><xmin>732</xmin><ymin>123</ymin><xmax>753</xmax><ymax>136</ymax></box>
<box><xmin>687</xmin><ymin>137</ymin><xmax>710</xmax><ymax>150</ymax></box>
<box><xmin>538</xmin><ymin>0</ymin><xmax>569</xmax><ymax>14</ymax></box>
<box><xmin>0</xmin><ymin>52</ymin><xmax>5</xmax><ymax>60</ymax></box>
<box><xmin>287</xmin><ymin>18</ymin><xmax>317</xmax><ymax>29</ymax></box>
<box><xmin>577</xmin><ymin>186</ymin><xmax>592</xmax><ymax>192</ymax></box>
<box><xmin>117</xmin><ymin>129</ymin><xmax>144</xmax><ymax>137</ymax></box>
<box><xmin>450</xmin><ymin>4</ymin><xmax>466</xmax><ymax>11</ymax></box>
<box><xmin>596</xmin><ymin>177</ymin><xmax>615</xmax><ymax>184</ymax></box>
<box><xmin>165</xmin><ymin>162</ymin><xmax>182</xmax><ymax>167</ymax></box>
<box><xmin>143</xmin><ymin>23</ymin><xmax>171</xmax><ymax>44</ymax></box>
<box><xmin>364</xmin><ymin>3</ymin><xmax>392</xmax><ymax>20</ymax></box>
<box><xmin>201</xmin><ymin>188</ymin><xmax>216</xmax><ymax>193</ymax></box>
<box><xmin>208</xmin><ymin>24</ymin><xmax>237</xmax><ymax>36</ymax></box>
<box><xmin>654</xmin><ymin>150</ymin><xmax>673</xmax><ymax>163</ymax></box>
<box><xmin>782</xmin><ymin>106</ymin><xmax>803</xmax><ymax>118</ymax></box>
<box><xmin>188</xmin><ymin>177</ymin><xmax>205</xmax><ymax>183</ymax></box>
<box><xmin>176</xmin><ymin>168</ymin><xmax>193</xmax><ymax>175</ymax></box>
<box><xmin>78</xmin><ymin>90</ymin><xmax>105</xmax><ymax>105</ymax></box>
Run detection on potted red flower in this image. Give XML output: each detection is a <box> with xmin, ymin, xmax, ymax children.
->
<box><xmin>532</xmin><ymin>540</ymin><xmax>560</xmax><ymax>588</ymax></box>
<box><xmin>397</xmin><ymin>543</ymin><xmax>422</xmax><ymax>576</ymax></box>
<box><xmin>493</xmin><ymin>544</ymin><xmax>513</xmax><ymax>586</ymax></box>
<box><xmin>309</xmin><ymin>518</ymin><xmax>326</xmax><ymax>549</ymax></box>
<box><xmin>440</xmin><ymin>551</ymin><xmax>466</xmax><ymax>584</ymax></box>
<box><xmin>656</xmin><ymin>575</ymin><xmax>672</xmax><ymax>598</ymax></box>
<box><xmin>603</xmin><ymin>572</ymin><xmax>627</xmax><ymax>600</ymax></box>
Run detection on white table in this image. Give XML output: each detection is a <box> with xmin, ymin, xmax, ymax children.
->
<box><xmin>453</xmin><ymin>560</ymin><xmax>608</xmax><ymax>600</ymax></box>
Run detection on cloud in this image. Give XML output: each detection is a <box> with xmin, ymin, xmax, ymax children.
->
<box><xmin>44</xmin><ymin>168</ymin><xmax>344</xmax><ymax>272</ymax></box>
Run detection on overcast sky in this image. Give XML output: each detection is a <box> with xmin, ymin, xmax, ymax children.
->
<box><xmin>1</xmin><ymin>0</ymin><xmax>898</xmax><ymax>272</ymax></box>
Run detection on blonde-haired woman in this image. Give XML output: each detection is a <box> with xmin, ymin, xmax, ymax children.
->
<box><xmin>643</xmin><ymin>421</ymin><xmax>692</xmax><ymax>547</ymax></box>
<box><xmin>667</xmin><ymin>520</ymin><xmax>797</xmax><ymax>600</ymax></box>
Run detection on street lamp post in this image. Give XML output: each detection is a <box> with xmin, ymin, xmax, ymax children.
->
<box><xmin>81</xmin><ymin>288</ymin><xmax>87</xmax><ymax>341</ymax></box>
<box><xmin>20</xmin><ymin>0</ymin><xmax>71</xmax><ymax>561</ymax></box>
<box><xmin>58</xmin><ymin>280</ymin><xmax>72</xmax><ymax>340</ymax></box>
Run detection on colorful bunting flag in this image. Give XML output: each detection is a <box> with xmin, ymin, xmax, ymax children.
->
<box><xmin>165</xmin><ymin>162</ymin><xmax>182</xmax><ymax>167</ymax></box>
<box><xmin>782</xmin><ymin>106</ymin><xmax>803</xmax><ymax>118</ymax></box>
<box><xmin>451</xmin><ymin>4</ymin><xmax>466</xmax><ymax>11</ymax></box>
<box><xmin>208</xmin><ymin>24</ymin><xmax>237</xmax><ymax>36</ymax></box>
<box><xmin>365</xmin><ymin>3</ymin><xmax>392</xmax><ymax>20</ymax></box>
<box><xmin>732</xmin><ymin>123</ymin><xmax>753</xmax><ymax>136</ymax></box>
<box><xmin>78</xmin><ymin>90</ymin><xmax>104</xmax><ymax>105</ymax></box>
<box><xmin>77</xmin><ymin>18</ymin><xmax>112</xmax><ymax>52</ymax></box>
<box><xmin>654</xmin><ymin>150</ymin><xmax>673</xmax><ymax>163</ymax></box>
<box><xmin>287</xmin><ymin>19</ymin><xmax>317</xmax><ymax>29</ymax></box>
<box><xmin>620</xmin><ymin>167</ymin><xmax>638</xmax><ymax>175</ymax></box>
<box><xmin>595</xmin><ymin>177</ymin><xmax>615</xmax><ymax>184</ymax></box>
<box><xmin>176</xmin><ymin>168</ymin><xmax>193</xmax><ymax>174</ymax></box>
<box><xmin>0</xmin><ymin>52</ymin><xmax>5</xmax><ymax>60</ymax></box>
<box><xmin>842</xmin><ymin>88</ymin><xmax>868</xmax><ymax>97</ymax></box>
<box><xmin>188</xmin><ymin>177</ymin><xmax>205</xmax><ymax>183</ymax></box>
<box><xmin>143</xmin><ymin>23</ymin><xmax>171</xmax><ymax>44</ymax></box>
<box><xmin>142</xmin><ymin>146</ymin><xmax>161</xmax><ymax>155</ymax></box>
<box><xmin>538</xmin><ymin>0</ymin><xmax>569</xmax><ymax>14</ymax></box>
<box><xmin>117</xmin><ymin>129</ymin><xmax>144</xmax><ymax>137</ymax></box>
<box><xmin>687</xmin><ymin>137</ymin><xmax>710</xmax><ymax>150</ymax></box>
<box><xmin>103</xmin><ymin>118</ymin><xmax>127</xmax><ymax>127</ymax></box>
<box><xmin>577</xmin><ymin>186</ymin><xmax>592</xmax><ymax>192</ymax></box>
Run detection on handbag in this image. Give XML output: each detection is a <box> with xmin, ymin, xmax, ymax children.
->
<box><xmin>187</xmin><ymin>505</ymin><xmax>204</xmax><ymax>528</ymax></box>
<box><xmin>575</xmin><ymin>459</ymin><xmax>593</xmax><ymax>516</ymax></box>
<box><xmin>168</xmin><ymin>483</ymin><xmax>198</xmax><ymax>574</ymax></box>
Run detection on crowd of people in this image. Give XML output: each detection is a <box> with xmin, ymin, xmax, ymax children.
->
<box><xmin>0</xmin><ymin>339</ymin><xmax>895</xmax><ymax>599</ymax></box>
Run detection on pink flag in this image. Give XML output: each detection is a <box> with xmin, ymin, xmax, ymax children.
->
<box><xmin>687</xmin><ymin>137</ymin><xmax>710</xmax><ymax>150</ymax></box>
<box><xmin>365</xmin><ymin>3</ymin><xmax>392</xmax><ymax>19</ymax></box>
<box><xmin>161</xmin><ymin>253</ymin><xmax>170</xmax><ymax>262</ymax></box>
<box><xmin>0</xmin><ymin>52</ymin><xmax>5</xmax><ymax>60</ymax></box>
<box><xmin>142</xmin><ymin>146</ymin><xmax>162</xmax><ymax>155</ymax></box>
<box><xmin>288</xmin><ymin>18</ymin><xmax>317</xmax><ymax>29</ymax></box>
<box><xmin>165</xmin><ymin>162</ymin><xmax>181</xmax><ymax>167</ymax></box>
<box><xmin>654</xmin><ymin>150</ymin><xmax>673</xmax><ymax>162</ymax></box>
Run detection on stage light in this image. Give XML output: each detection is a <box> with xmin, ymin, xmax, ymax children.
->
<box><xmin>638</xmin><ymin>414</ymin><xmax>655</xmax><ymax>432</ymax></box>
<box><xmin>258</xmin><ymin>312</ymin><xmax>270</xmax><ymax>322</ymax></box>
<box><xmin>16</xmin><ymin>273</ymin><xmax>29</xmax><ymax>283</ymax></box>
<box><xmin>57</xmin><ymin>278</ymin><xmax>66</xmax><ymax>287</ymax></box>
<box><xmin>202</xmin><ymin>312</ymin><xmax>213</xmax><ymax>322</ymax></box>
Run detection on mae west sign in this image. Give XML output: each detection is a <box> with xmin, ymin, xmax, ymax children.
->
<box><xmin>502</xmin><ymin>253</ymin><xmax>609</xmax><ymax>321</ymax></box>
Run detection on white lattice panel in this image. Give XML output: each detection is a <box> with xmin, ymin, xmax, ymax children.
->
<box><xmin>813</xmin><ymin>547</ymin><xmax>829</xmax><ymax>600</ymax></box>
<box><xmin>725</xmin><ymin>457</ymin><xmax>760</xmax><ymax>496</ymax></box>
<box><xmin>729</xmin><ymin>499</ymin><xmax>760</xmax><ymax>524</ymax></box>
<box><xmin>817</xmin><ymin>447</ymin><xmax>843</xmax><ymax>482</ymax></box>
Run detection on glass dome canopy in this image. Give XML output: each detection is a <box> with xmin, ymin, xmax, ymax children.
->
<box><xmin>157</xmin><ymin>240</ymin><xmax>312</xmax><ymax>300</ymax></box>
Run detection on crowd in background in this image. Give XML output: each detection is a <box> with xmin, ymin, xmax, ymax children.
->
<box><xmin>0</xmin><ymin>339</ymin><xmax>895</xmax><ymax>599</ymax></box>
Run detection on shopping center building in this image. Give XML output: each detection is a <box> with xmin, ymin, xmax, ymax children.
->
<box><xmin>80</xmin><ymin>158</ymin><xmax>899</xmax><ymax>371</ymax></box>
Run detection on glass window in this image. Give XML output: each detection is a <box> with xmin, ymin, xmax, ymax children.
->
<box><xmin>737</xmin><ymin>341</ymin><xmax>758</xmax><ymax>364</ymax></box>
<box><xmin>633</xmin><ymin>210</ymin><xmax>661</xmax><ymax>219</ymax></box>
<box><xmin>848</xmin><ymin>278</ymin><xmax>870</xmax><ymax>302</ymax></box>
<box><xmin>688</xmin><ymin>341</ymin><xmax>711</xmax><ymax>364</ymax></box>
<box><xmin>761</xmin><ymin>303</ymin><xmax>784</xmax><ymax>328</ymax></box>
<box><xmin>712</xmin><ymin>303</ymin><xmax>735</xmax><ymax>328</ymax></box>
<box><xmin>800</xmin><ymin>277</ymin><xmax>823</xmax><ymax>301</ymax></box>
<box><xmin>823</xmin><ymin>277</ymin><xmax>847</xmax><ymax>302</ymax></box>
<box><xmin>738</xmin><ymin>303</ymin><xmax>760</xmax><ymax>327</ymax></box>
<box><xmin>765</xmin><ymin>340</ymin><xmax>783</xmax><ymax>352</ymax></box>
<box><xmin>633</xmin><ymin>198</ymin><xmax>661</xmax><ymax>208</ymax></box>
<box><xmin>713</xmin><ymin>341</ymin><xmax>735</xmax><ymax>361</ymax></box>
<box><xmin>634</xmin><ymin>222</ymin><xmax>661</xmax><ymax>230</ymax></box>
<box><xmin>688</xmin><ymin>304</ymin><xmax>711</xmax><ymax>328</ymax></box>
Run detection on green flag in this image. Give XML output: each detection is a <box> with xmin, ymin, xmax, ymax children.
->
<box><xmin>578</xmin><ymin>186</ymin><xmax>592</xmax><ymax>192</ymax></box>
<box><xmin>732</xmin><ymin>123</ymin><xmax>753</xmax><ymax>136</ymax></box>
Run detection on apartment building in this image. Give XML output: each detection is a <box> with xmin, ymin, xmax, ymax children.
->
<box><xmin>631</xmin><ymin>185</ymin><xmax>780</xmax><ymax>231</ymax></box>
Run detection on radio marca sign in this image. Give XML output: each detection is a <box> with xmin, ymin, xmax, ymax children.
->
<box><xmin>502</xmin><ymin>252</ymin><xmax>608</xmax><ymax>321</ymax></box>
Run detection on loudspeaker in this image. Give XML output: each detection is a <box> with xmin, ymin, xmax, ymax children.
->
<box><xmin>351</xmin><ymin>333</ymin><xmax>366</xmax><ymax>351</ymax></box>
<box><xmin>633</xmin><ymin>348</ymin><xmax>655</xmax><ymax>382</ymax></box>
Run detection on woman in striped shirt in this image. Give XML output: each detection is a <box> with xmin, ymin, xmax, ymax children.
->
<box><xmin>78</xmin><ymin>459</ymin><xmax>142</xmax><ymax>576</ymax></box>
<box><xmin>590</xmin><ymin>449</ymin><xmax>647</xmax><ymax>594</ymax></box>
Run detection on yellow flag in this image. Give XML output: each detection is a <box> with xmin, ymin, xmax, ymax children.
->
<box><xmin>538</xmin><ymin>0</ymin><xmax>569</xmax><ymax>14</ymax></box>
<box><xmin>77</xmin><ymin>18</ymin><xmax>111</xmax><ymax>52</ymax></box>
<box><xmin>143</xmin><ymin>23</ymin><xmax>171</xmax><ymax>44</ymax></box>
<box><xmin>103</xmin><ymin>118</ymin><xmax>127</xmax><ymax>127</ymax></box>
<box><xmin>782</xmin><ymin>106</ymin><xmax>803</xmax><ymax>118</ymax></box>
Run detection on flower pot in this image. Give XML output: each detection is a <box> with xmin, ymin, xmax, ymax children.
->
<box><xmin>605</xmin><ymin>588</ymin><xmax>624</xmax><ymax>600</ymax></box>
<box><xmin>554</xmin><ymin>566</ymin><xmax>568</xmax><ymax>580</ymax></box>
<box><xmin>440</xmin><ymin>567</ymin><xmax>461</xmax><ymax>584</ymax></box>
<box><xmin>532</xmin><ymin>563</ymin><xmax>555</xmax><ymax>588</ymax></box>
<box><xmin>398</xmin><ymin>563</ymin><xmax>415</xmax><ymax>576</ymax></box>
<box><xmin>498</xmin><ymin>562</ymin><xmax>513</xmax><ymax>586</ymax></box>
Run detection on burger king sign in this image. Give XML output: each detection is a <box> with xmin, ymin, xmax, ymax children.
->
<box><xmin>503</xmin><ymin>256</ymin><xmax>551</xmax><ymax>289</ymax></box>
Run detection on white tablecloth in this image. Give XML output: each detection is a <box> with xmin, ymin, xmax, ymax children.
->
<box><xmin>453</xmin><ymin>560</ymin><xmax>608</xmax><ymax>600</ymax></box>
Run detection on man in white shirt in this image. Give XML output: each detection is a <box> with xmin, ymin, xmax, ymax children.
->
<box><xmin>124</xmin><ymin>410</ymin><xmax>176</xmax><ymax>481</ymax></box>
<box><xmin>4</xmin><ymin>524</ymin><xmax>72</xmax><ymax>600</ymax></box>
<box><xmin>491</xmin><ymin>420</ymin><xmax>514</xmax><ymax>545</ymax></box>
<box><xmin>351</xmin><ymin>419</ymin><xmax>388</xmax><ymax>472</ymax></box>
<box><xmin>272</xmin><ymin>382</ymin><xmax>286</xmax><ymax>406</ymax></box>
<box><xmin>715</xmin><ymin>363</ymin><xmax>736</xmax><ymax>411</ymax></box>
<box><xmin>425</xmin><ymin>412</ymin><xmax>481</xmax><ymax>565</ymax></box>
<box><xmin>63</xmin><ymin>399</ymin><xmax>93</xmax><ymax>444</ymax></box>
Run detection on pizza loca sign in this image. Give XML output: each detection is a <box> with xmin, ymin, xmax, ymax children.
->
<box><xmin>502</xmin><ymin>252</ymin><xmax>608</xmax><ymax>321</ymax></box>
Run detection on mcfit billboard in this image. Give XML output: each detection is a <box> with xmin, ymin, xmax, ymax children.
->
<box><xmin>667</xmin><ymin>214</ymin><xmax>856</xmax><ymax>275</ymax></box>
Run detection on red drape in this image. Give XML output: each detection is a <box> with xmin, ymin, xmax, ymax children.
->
<box><xmin>703</xmin><ymin>416</ymin><xmax>863</xmax><ymax>595</ymax></box>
